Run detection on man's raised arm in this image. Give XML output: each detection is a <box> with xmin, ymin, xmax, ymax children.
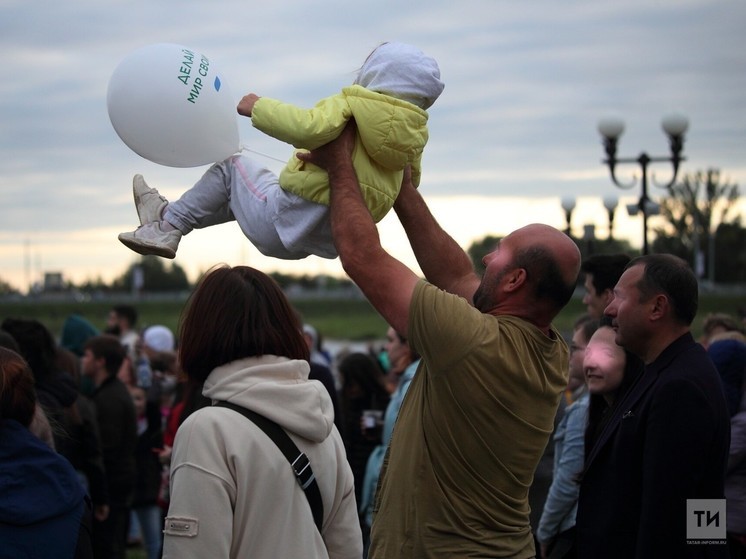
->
<box><xmin>393</xmin><ymin>168</ymin><xmax>480</xmax><ymax>302</ymax></box>
<box><xmin>297</xmin><ymin>121</ymin><xmax>419</xmax><ymax>336</ymax></box>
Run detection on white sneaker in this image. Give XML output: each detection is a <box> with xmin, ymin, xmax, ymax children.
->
<box><xmin>118</xmin><ymin>222</ymin><xmax>182</xmax><ymax>259</ymax></box>
<box><xmin>133</xmin><ymin>174</ymin><xmax>169</xmax><ymax>226</ymax></box>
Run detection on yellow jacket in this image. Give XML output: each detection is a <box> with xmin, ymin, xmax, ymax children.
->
<box><xmin>251</xmin><ymin>84</ymin><xmax>429</xmax><ymax>222</ymax></box>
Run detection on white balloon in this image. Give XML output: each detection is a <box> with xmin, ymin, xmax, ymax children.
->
<box><xmin>107</xmin><ymin>43</ymin><xmax>240</xmax><ymax>167</ymax></box>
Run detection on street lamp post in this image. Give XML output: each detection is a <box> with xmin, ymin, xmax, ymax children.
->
<box><xmin>597</xmin><ymin>114</ymin><xmax>688</xmax><ymax>255</ymax></box>
<box><xmin>561</xmin><ymin>196</ymin><xmax>576</xmax><ymax>237</ymax></box>
<box><xmin>583</xmin><ymin>224</ymin><xmax>596</xmax><ymax>255</ymax></box>
<box><xmin>603</xmin><ymin>196</ymin><xmax>618</xmax><ymax>240</ymax></box>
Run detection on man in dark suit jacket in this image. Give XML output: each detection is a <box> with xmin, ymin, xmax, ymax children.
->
<box><xmin>576</xmin><ymin>254</ymin><xmax>730</xmax><ymax>558</ymax></box>
<box><xmin>82</xmin><ymin>335</ymin><xmax>137</xmax><ymax>559</ymax></box>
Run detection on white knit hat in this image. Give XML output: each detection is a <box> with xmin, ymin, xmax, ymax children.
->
<box><xmin>355</xmin><ymin>42</ymin><xmax>444</xmax><ymax>110</ymax></box>
<box><xmin>143</xmin><ymin>325</ymin><xmax>175</xmax><ymax>352</ymax></box>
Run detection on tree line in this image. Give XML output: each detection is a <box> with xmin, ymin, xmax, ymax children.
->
<box><xmin>1</xmin><ymin>168</ymin><xmax>742</xmax><ymax>296</ymax></box>
<box><xmin>469</xmin><ymin>169</ymin><xmax>744</xmax><ymax>283</ymax></box>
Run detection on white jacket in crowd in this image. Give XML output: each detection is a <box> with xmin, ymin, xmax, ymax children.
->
<box><xmin>163</xmin><ymin>355</ymin><xmax>362</xmax><ymax>559</ymax></box>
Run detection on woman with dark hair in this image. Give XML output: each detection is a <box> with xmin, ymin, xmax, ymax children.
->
<box><xmin>0</xmin><ymin>347</ymin><xmax>93</xmax><ymax>559</ymax></box>
<box><xmin>583</xmin><ymin>320</ymin><xmax>644</xmax><ymax>459</ymax></box>
<box><xmin>162</xmin><ymin>265</ymin><xmax>362</xmax><ymax>559</ymax></box>
<box><xmin>1</xmin><ymin>318</ymin><xmax>80</xmax><ymax>444</ymax></box>
<box><xmin>337</xmin><ymin>351</ymin><xmax>389</xmax><ymax>504</ymax></box>
<box><xmin>359</xmin><ymin>327</ymin><xmax>420</xmax><ymax>555</ymax></box>
<box><xmin>538</xmin><ymin>320</ymin><xmax>642</xmax><ymax>559</ymax></box>
<box><xmin>1</xmin><ymin>318</ymin><xmax>110</xmax><ymax>518</ymax></box>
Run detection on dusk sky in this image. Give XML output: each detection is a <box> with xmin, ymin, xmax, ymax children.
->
<box><xmin>2</xmin><ymin>0</ymin><xmax>744</xmax><ymax>291</ymax></box>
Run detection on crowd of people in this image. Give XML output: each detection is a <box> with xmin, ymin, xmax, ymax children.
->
<box><xmin>0</xmin><ymin>295</ymin><xmax>441</xmax><ymax>558</ymax></box>
<box><xmin>3</xmin><ymin>41</ymin><xmax>746</xmax><ymax>559</ymax></box>
<box><xmin>0</xmin><ymin>298</ymin><xmax>355</xmax><ymax>555</ymax></box>
<box><xmin>2</xmin><ymin>242</ymin><xmax>745</xmax><ymax>559</ymax></box>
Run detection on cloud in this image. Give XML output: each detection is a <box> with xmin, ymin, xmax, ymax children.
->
<box><xmin>0</xmin><ymin>0</ymin><xmax>745</xmax><ymax>289</ymax></box>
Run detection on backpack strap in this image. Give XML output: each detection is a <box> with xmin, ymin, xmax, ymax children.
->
<box><xmin>213</xmin><ymin>400</ymin><xmax>324</xmax><ymax>532</ymax></box>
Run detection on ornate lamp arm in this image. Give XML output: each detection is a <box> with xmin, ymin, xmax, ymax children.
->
<box><xmin>597</xmin><ymin>114</ymin><xmax>688</xmax><ymax>254</ymax></box>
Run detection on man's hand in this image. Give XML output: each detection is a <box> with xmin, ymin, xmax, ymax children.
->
<box><xmin>296</xmin><ymin>119</ymin><xmax>357</xmax><ymax>175</ymax></box>
<box><xmin>297</xmin><ymin>116</ymin><xmax>415</xmax><ymax>336</ymax></box>
<box><xmin>94</xmin><ymin>504</ymin><xmax>110</xmax><ymax>522</ymax></box>
<box><xmin>393</xmin><ymin>165</ymin><xmax>415</xmax><ymax>212</ymax></box>
<box><xmin>392</xmin><ymin>156</ymin><xmax>480</xmax><ymax>300</ymax></box>
<box><xmin>237</xmin><ymin>93</ymin><xmax>260</xmax><ymax>117</ymax></box>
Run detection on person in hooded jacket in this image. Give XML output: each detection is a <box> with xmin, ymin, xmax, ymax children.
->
<box><xmin>118</xmin><ymin>41</ymin><xmax>444</xmax><ymax>262</ymax></box>
<box><xmin>81</xmin><ymin>335</ymin><xmax>138</xmax><ymax>559</ymax></box>
<box><xmin>60</xmin><ymin>314</ymin><xmax>100</xmax><ymax>358</ymax></box>
<box><xmin>707</xmin><ymin>332</ymin><xmax>746</xmax><ymax>556</ymax></box>
<box><xmin>0</xmin><ymin>346</ymin><xmax>93</xmax><ymax>559</ymax></box>
<box><xmin>162</xmin><ymin>265</ymin><xmax>362</xmax><ymax>559</ymax></box>
<box><xmin>1</xmin><ymin>318</ymin><xmax>81</xmax><ymax>451</ymax></box>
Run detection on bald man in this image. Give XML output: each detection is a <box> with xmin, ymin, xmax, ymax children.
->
<box><xmin>300</xmin><ymin>122</ymin><xmax>581</xmax><ymax>558</ymax></box>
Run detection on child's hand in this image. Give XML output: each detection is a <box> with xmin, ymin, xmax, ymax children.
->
<box><xmin>157</xmin><ymin>445</ymin><xmax>173</xmax><ymax>464</ymax></box>
<box><xmin>237</xmin><ymin>94</ymin><xmax>260</xmax><ymax>117</ymax></box>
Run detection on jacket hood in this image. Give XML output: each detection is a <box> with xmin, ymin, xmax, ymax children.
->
<box><xmin>202</xmin><ymin>356</ymin><xmax>335</xmax><ymax>443</ymax></box>
<box><xmin>355</xmin><ymin>41</ymin><xmax>444</xmax><ymax>110</ymax></box>
<box><xmin>0</xmin><ymin>420</ymin><xmax>85</xmax><ymax>525</ymax></box>
<box><xmin>37</xmin><ymin>370</ymin><xmax>79</xmax><ymax>409</ymax></box>
<box><xmin>60</xmin><ymin>313</ymin><xmax>100</xmax><ymax>356</ymax></box>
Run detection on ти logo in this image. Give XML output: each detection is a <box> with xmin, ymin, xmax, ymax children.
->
<box><xmin>686</xmin><ymin>499</ymin><xmax>726</xmax><ymax>541</ymax></box>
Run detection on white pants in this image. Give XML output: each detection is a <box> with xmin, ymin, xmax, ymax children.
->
<box><xmin>164</xmin><ymin>151</ymin><xmax>337</xmax><ymax>260</ymax></box>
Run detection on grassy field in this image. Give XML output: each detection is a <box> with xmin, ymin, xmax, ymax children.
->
<box><xmin>0</xmin><ymin>295</ymin><xmax>390</xmax><ymax>343</ymax></box>
<box><xmin>0</xmin><ymin>291</ymin><xmax>742</xmax><ymax>344</ymax></box>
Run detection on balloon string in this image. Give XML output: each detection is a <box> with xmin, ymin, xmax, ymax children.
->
<box><xmin>239</xmin><ymin>145</ymin><xmax>286</xmax><ymax>164</ymax></box>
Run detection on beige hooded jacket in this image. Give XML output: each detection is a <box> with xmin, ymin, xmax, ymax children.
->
<box><xmin>163</xmin><ymin>355</ymin><xmax>361</xmax><ymax>559</ymax></box>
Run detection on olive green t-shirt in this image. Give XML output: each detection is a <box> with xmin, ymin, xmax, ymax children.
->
<box><xmin>369</xmin><ymin>281</ymin><xmax>568</xmax><ymax>558</ymax></box>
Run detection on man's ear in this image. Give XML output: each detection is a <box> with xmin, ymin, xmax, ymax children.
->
<box><xmin>649</xmin><ymin>293</ymin><xmax>668</xmax><ymax>322</ymax></box>
<box><xmin>504</xmin><ymin>268</ymin><xmax>527</xmax><ymax>292</ymax></box>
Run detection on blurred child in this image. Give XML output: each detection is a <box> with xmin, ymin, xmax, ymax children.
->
<box><xmin>128</xmin><ymin>386</ymin><xmax>164</xmax><ymax>559</ymax></box>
